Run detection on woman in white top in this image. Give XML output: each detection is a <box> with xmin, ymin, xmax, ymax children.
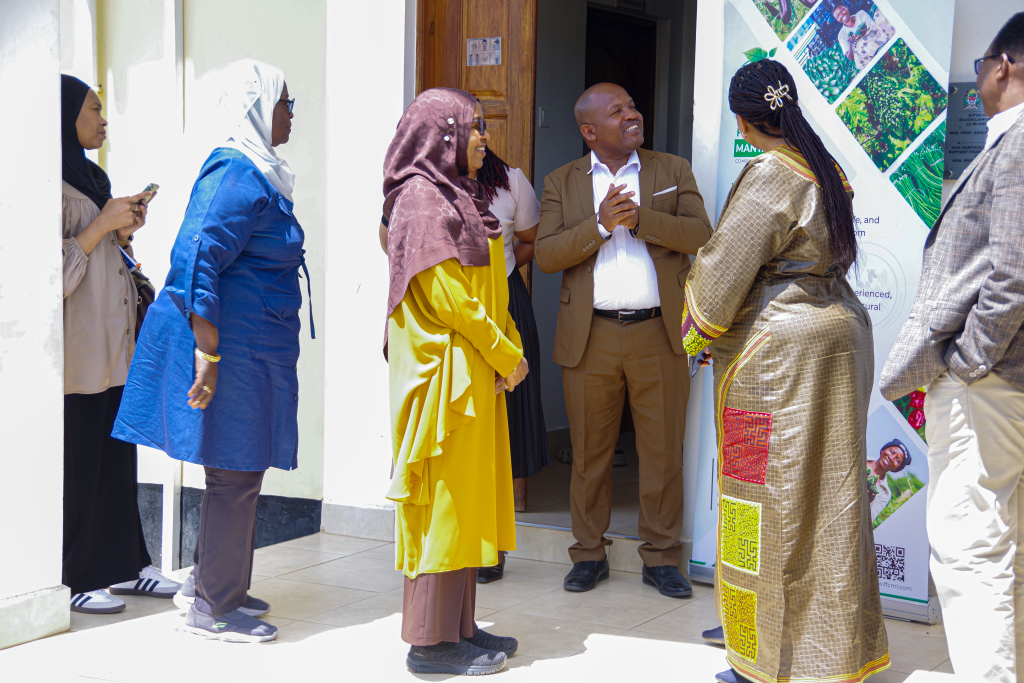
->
<box><xmin>474</xmin><ymin>149</ymin><xmax>549</xmax><ymax>583</ymax></box>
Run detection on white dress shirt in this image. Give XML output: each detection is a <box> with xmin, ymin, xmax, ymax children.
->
<box><xmin>589</xmin><ymin>150</ymin><xmax>660</xmax><ymax>310</ymax></box>
<box><xmin>985</xmin><ymin>100</ymin><xmax>1024</xmax><ymax>150</ymax></box>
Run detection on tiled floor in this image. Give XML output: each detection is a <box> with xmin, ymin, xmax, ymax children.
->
<box><xmin>0</xmin><ymin>533</ymin><xmax>954</xmax><ymax>682</ymax></box>
<box><xmin>516</xmin><ymin>433</ymin><xmax>642</xmax><ymax>537</ymax></box>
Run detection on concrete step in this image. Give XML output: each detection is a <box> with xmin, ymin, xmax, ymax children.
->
<box><xmin>510</xmin><ymin>521</ymin><xmax>693</xmax><ymax>576</ymax></box>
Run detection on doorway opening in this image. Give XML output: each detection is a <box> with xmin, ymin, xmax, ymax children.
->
<box><xmin>412</xmin><ymin>0</ymin><xmax>700</xmax><ymax>546</ymax></box>
<box><xmin>583</xmin><ymin>7</ymin><xmax>659</xmax><ymax>155</ymax></box>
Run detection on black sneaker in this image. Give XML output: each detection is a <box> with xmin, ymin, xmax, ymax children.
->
<box><xmin>406</xmin><ymin>640</ymin><xmax>506</xmax><ymax>675</ymax></box>
<box><xmin>465</xmin><ymin>629</ymin><xmax>518</xmax><ymax>656</ymax></box>
<box><xmin>183</xmin><ymin>604</ymin><xmax>278</xmax><ymax>643</ymax></box>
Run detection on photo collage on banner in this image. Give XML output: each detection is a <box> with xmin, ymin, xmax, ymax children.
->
<box><xmin>690</xmin><ymin>0</ymin><xmax>954</xmax><ymax>615</ymax></box>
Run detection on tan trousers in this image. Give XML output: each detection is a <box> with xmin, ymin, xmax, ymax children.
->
<box><xmin>925</xmin><ymin>371</ymin><xmax>1024</xmax><ymax>683</ymax></box>
<box><xmin>402</xmin><ymin>568</ymin><xmax>478</xmax><ymax>646</ymax></box>
<box><xmin>562</xmin><ymin>315</ymin><xmax>689</xmax><ymax>566</ymax></box>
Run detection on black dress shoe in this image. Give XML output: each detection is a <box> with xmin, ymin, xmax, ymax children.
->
<box><xmin>641</xmin><ymin>565</ymin><xmax>692</xmax><ymax>597</ymax></box>
<box><xmin>477</xmin><ymin>552</ymin><xmax>506</xmax><ymax>584</ymax></box>
<box><xmin>563</xmin><ymin>560</ymin><xmax>610</xmax><ymax>592</ymax></box>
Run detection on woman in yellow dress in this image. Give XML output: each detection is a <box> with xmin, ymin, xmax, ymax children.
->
<box><xmin>383</xmin><ymin>88</ymin><xmax>528</xmax><ymax>676</ymax></box>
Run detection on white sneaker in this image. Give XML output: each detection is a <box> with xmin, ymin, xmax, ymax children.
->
<box><xmin>109</xmin><ymin>565</ymin><xmax>181</xmax><ymax>598</ymax></box>
<box><xmin>71</xmin><ymin>590</ymin><xmax>126</xmax><ymax>614</ymax></box>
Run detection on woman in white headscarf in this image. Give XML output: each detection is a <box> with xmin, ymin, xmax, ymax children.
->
<box><xmin>113</xmin><ymin>60</ymin><xmax>311</xmax><ymax>643</ymax></box>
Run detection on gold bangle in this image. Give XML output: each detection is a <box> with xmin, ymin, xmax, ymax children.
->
<box><xmin>194</xmin><ymin>347</ymin><xmax>221</xmax><ymax>363</ymax></box>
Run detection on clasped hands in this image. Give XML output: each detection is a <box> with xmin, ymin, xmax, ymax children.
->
<box><xmin>598</xmin><ymin>183</ymin><xmax>638</xmax><ymax>234</ymax></box>
<box><xmin>495</xmin><ymin>357</ymin><xmax>529</xmax><ymax>395</ymax></box>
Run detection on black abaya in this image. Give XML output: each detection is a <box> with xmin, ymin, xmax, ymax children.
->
<box><xmin>63</xmin><ymin>386</ymin><xmax>152</xmax><ymax>594</ymax></box>
<box><xmin>506</xmin><ymin>268</ymin><xmax>549</xmax><ymax>478</ymax></box>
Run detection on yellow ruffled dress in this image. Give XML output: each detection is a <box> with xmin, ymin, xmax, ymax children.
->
<box><xmin>387</xmin><ymin>236</ymin><xmax>523</xmax><ymax>579</ymax></box>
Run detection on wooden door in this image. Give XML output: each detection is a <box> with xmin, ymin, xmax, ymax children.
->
<box><xmin>418</xmin><ymin>0</ymin><xmax>538</xmax><ymax>509</ymax></box>
<box><xmin>417</xmin><ymin>0</ymin><xmax>537</xmax><ymax>183</ymax></box>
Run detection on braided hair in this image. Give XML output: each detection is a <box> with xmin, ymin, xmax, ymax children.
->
<box><xmin>476</xmin><ymin>148</ymin><xmax>512</xmax><ymax>202</ymax></box>
<box><xmin>729</xmin><ymin>59</ymin><xmax>857</xmax><ymax>270</ymax></box>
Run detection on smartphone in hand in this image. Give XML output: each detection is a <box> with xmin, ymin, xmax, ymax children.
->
<box><xmin>135</xmin><ymin>183</ymin><xmax>159</xmax><ymax>205</ymax></box>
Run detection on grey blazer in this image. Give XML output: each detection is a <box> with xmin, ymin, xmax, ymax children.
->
<box><xmin>880</xmin><ymin>111</ymin><xmax>1024</xmax><ymax>400</ymax></box>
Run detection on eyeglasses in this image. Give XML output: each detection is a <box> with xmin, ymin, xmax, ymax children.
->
<box><xmin>278</xmin><ymin>97</ymin><xmax>295</xmax><ymax>114</ymax></box>
<box><xmin>471</xmin><ymin>117</ymin><xmax>487</xmax><ymax>134</ymax></box>
<box><xmin>975</xmin><ymin>53</ymin><xmax>1014</xmax><ymax>75</ymax></box>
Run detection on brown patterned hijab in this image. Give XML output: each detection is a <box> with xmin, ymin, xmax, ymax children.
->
<box><xmin>383</xmin><ymin>88</ymin><xmax>501</xmax><ymax>326</ymax></box>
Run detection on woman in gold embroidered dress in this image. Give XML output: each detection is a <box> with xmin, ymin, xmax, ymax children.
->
<box><xmin>682</xmin><ymin>61</ymin><xmax>889</xmax><ymax>683</ymax></box>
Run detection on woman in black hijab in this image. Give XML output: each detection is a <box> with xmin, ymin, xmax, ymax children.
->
<box><xmin>60</xmin><ymin>75</ymin><xmax>179</xmax><ymax>615</ymax></box>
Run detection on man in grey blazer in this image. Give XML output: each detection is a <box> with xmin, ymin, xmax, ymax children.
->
<box><xmin>880</xmin><ymin>14</ymin><xmax>1024</xmax><ymax>683</ymax></box>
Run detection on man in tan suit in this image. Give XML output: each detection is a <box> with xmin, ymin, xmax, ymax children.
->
<box><xmin>535</xmin><ymin>83</ymin><xmax>712</xmax><ymax>596</ymax></box>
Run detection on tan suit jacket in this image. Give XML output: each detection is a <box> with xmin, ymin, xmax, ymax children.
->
<box><xmin>535</xmin><ymin>149</ymin><xmax>713</xmax><ymax>368</ymax></box>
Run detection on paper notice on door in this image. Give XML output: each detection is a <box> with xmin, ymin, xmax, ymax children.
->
<box><xmin>467</xmin><ymin>37</ymin><xmax>501</xmax><ymax>66</ymax></box>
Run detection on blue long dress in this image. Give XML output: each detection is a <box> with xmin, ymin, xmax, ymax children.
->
<box><xmin>113</xmin><ymin>148</ymin><xmax>311</xmax><ymax>472</ymax></box>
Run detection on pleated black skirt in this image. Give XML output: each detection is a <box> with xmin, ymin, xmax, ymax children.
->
<box><xmin>63</xmin><ymin>385</ymin><xmax>151</xmax><ymax>594</ymax></box>
<box><xmin>506</xmin><ymin>268</ymin><xmax>549</xmax><ymax>478</ymax></box>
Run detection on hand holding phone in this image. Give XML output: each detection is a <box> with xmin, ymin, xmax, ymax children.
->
<box><xmin>135</xmin><ymin>183</ymin><xmax>159</xmax><ymax>206</ymax></box>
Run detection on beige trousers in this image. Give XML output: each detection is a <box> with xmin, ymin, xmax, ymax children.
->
<box><xmin>562</xmin><ymin>315</ymin><xmax>689</xmax><ymax>566</ymax></box>
<box><xmin>925</xmin><ymin>371</ymin><xmax>1024</xmax><ymax>683</ymax></box>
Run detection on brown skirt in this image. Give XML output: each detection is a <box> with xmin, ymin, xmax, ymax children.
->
<box><xmin>402</xmin><ymin>568</ymin><xmax>478</xmax><ymax>646</ymax></box>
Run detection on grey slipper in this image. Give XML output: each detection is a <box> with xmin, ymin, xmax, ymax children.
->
<box><xmin>183</xmin><ymin>605</ymin><xmax>277</xmax><ymax>643</ymax></box>
<box><xmin>174</xmin><ymin>573</ymin><xmax>271</xmax><ymax>617</ymax></box>
<box><xmin>407</xmin><ymin>640</ymin><xmax>506</xmax><ymax>675</ymax></box>
<box><xmin>465</xmin><ymin>629</ymin><xmax>518</xmax><ymax>656</ymax></box>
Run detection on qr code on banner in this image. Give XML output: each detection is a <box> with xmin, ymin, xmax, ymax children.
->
<box><xmin>876</xmin><ymin>544</ymin><xmax>906</xmax><ymax>582</ymax></box>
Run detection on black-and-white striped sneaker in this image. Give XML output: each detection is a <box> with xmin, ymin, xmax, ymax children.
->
<box><xmin>109</xmin><ymin>565</ymin><xmax>180</xmax><ymax>598</ymax></box>
<box><xmin>70</xmin><ymin>590</ymin><xmax>126</xmax><ymax>614</ymax></box>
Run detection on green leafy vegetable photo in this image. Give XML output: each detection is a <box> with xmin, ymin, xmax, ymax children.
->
<box><xmin>749</xmin><ymin>0</ymin><xmax>815</xmax><ymax>40</ymax></box>
<box><xmin>787</xmin><ymin>2</ymin><xmax>895</xmax><ymax>105</ymax></box>
<box><xmin>872</xmin><ymin>472</ymin><xmax>925</xmax><ymax>529</ymax></box>
<box><xmin>837</xmin><ymin>39</ymin><xmax>948</xmax><ymax>171</ymax></box>
<box><xmin>890</xmin><ymin>122</ymin><xmax>946</xmax><ymax>228</ymax></box>
<box><xmin>805</xmin><ymin>42</ymin><xmax>861</xmax><ymax>104</ymax></box>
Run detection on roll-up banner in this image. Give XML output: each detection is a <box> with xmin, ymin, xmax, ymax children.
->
<box><xmin>689</xmin><ymin>0</ymin><xmax>954</xmax><ymax>623</ymax></box>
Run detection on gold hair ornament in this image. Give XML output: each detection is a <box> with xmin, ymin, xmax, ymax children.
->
<box><xmin>764</xmin><ymin>82</ymin><xmax>793</xmax><ymax>111</ymax></box>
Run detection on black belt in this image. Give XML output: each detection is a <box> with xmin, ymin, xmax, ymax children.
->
<box><xmin>594</xmin><ymin>307</ymin><xmax>662</xmax><ymax>322</ymax></box>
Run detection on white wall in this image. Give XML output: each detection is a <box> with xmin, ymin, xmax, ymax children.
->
<box><xmin>320</xmin><ymin>0</ymin><xmax>409</xmax><ymax>519</ymax></box>
<box><xmin>91</xmin><ymin>0</ymin><xmax>329</xmax><ymax>500</ymax></box>
<box><xmin>179</xmin><ymin>0</ymin><xmax>328</xmax><ymax>501</ymax></box>
<box><xmin>0</xmin><ymin>0</ymin><xmax>69</xmax><ymax>645</ymax></box>
<box><xmin>59</xmin><ymin>0</ymin><xmax>97</xmax><ymax>105</ymax></box>
<box><xmin>94</xmin><ymin>0</ymin><xmax>188</xmax><ymax>500</ymax></box>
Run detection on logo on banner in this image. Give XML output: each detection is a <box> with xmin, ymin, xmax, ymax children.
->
<box><xmin>851</xmin><ymin>243</ymin><xmax>907</xmax><ymax>331</ymax></box>
<box><xmin>964</xmin><ymin>88</ymin><xmax>980</xmax><ymax>110</ymax></box>
<box><xmin>734</xmin><ymin>130</ymin><xmax>762</xmax><ymax>163</ymax></box>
